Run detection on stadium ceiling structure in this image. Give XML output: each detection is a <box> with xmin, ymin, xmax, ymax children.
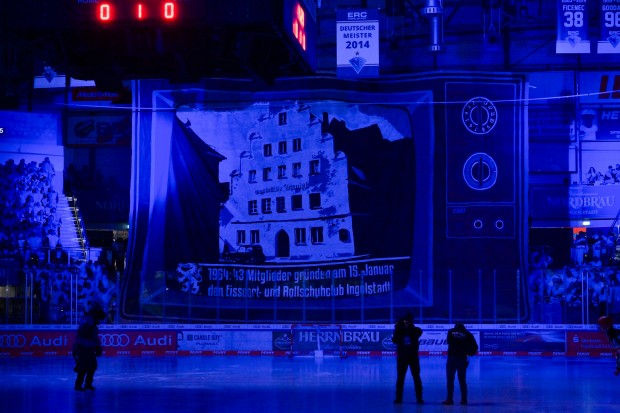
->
<box><xmin>0</xmin><ymin>0</ymin><xmax>614</xmax><ymax>101</ymax></box>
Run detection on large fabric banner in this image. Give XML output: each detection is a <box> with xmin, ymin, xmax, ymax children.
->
<box><xmin>123</xmin><ymin>75</ymin><xmax>526</xmax><ymax>323</ymax></box>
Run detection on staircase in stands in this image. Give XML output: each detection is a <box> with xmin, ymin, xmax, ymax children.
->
<box><xmin>55</xmin><ymin>194</ymin><xmax>88</xmax><ymax>262</ymax></box>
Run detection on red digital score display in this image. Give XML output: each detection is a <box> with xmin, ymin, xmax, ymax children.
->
<box><xmin>292</xmin><ymin>2</ymin><xmax>306</xmax><ymax>51</ymax></box>
<box><xmin>97</xmin><ymin>2</ymin><xmax>178</xmax><ymax>22</ymax></box>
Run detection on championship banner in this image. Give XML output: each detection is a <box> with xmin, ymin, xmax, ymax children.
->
<box><xmin>598</xmin><ymin>0</ymin><xmax>620</xmax><ymax>53</ymax></box>
<box><xmin>556</xmin><ymin>0</ymin><xmax>591</xmax><ymax>53</ymax></box>
<box><xmin>336</xmin><ymin>9</ymin><xmax>379</xmax><ymax>77</ymax></box>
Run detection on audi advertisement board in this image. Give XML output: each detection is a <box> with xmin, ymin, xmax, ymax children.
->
<box><xmin>0</xmin><ymin>330</ymin><xmax>178</xmax><ymax>357</ymax></box>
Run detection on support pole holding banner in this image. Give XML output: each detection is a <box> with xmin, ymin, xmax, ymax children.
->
<box><xmin>422</xmin><ymin>0</ymin><xmax>444</xmax><ymax>52</ymax></box>
<box><xmin>448</xmin><ymin>269</ymin><xmax>453</xmax><ymax>324</ymax></box>
<box><xmin>517</xmin><ymin>269</ymin><xmax>521</xmax><ymax>323</ymax></box>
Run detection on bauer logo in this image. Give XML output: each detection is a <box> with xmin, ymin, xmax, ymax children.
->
<box><xmin>382</xmin><ymin>337</ymin><xmax>396</xmax><ymax>350</ymax></box>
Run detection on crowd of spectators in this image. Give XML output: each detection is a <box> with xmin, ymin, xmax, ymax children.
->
<box><xmin>529</xmin><ymin>242</ymin><xmax>620</xmax><ymax>323</ymax></box>
<box><xmin>571</xmin><ymin>230</ymin><xmax>619</xmax><ymax>267</ymax></box>
<box><xmin>583</xmin><ymin>164</ymin><xmax>620</xmax><ymax>185</ymax></box>
<box><xmin>0</xmin><ymin>157</ymin><xmax>62</xmax><ymax>264</ymax></box>
<box><xmin>0</xmin><ymin>157</ymin><xmax>122</xmax><ymax>324</ymax></box>
<box><xmin>29</xmin><ymin>259</ymin><xmax>120</xmax><ymax>324</ymax></box>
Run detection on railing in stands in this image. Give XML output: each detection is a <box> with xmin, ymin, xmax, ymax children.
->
<box><xmin>67</xmin><ymin>194</ymin><xmax>89</xmax><ymax>261</ymax></box>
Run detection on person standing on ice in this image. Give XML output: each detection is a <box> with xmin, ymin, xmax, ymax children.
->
<box><xmin>73</xmin><ymin>301</ymin><xmax>106</xmax><ymax>391</ymax></box>
<box><xmin>391</xmin><ymin>312</ymin><xmax>424</xmax><ymax>404</ymax></box>
<box><xmin>598</xmin><ymin>315</ymin><xmax>620</xmax><ymax>375</ymax></box>
<box><xmin>442</xmin><ymin>323</ymin><xmax>478</xmax><ymax>405</ymax></box>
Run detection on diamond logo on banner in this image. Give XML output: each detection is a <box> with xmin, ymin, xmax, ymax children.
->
<box><xmin>349</xmin><ymin>56</ymin><xmax>367</xmax><ymax>74</ymax></box>
<box><xmin>567</xmin><ymin>34</ymin><xmax>582</xmax><ymax>48</ymax></box>
<box><xmin>42</xmin><ymin>66</ymin><xmax>57</xmax><ymax>83</ymax></box>
<box><xmin>608</xmin><ymin>35</ymin><xmax>620</xmax><ymax>49</ymax></box>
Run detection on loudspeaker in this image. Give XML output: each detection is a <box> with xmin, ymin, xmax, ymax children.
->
<box><xmin>444</xmin><ymin>81</ymin><xmax>521</xmax><ymax>239</ymax></box>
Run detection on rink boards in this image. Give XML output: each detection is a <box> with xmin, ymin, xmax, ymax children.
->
<box><xmin>0</xmin><ymin>324</ymin><xmax>613</xmax><ymax>358</ymax></box>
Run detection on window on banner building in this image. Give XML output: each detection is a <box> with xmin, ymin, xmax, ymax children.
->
<box><xmin>295</xmin><ymin>228</ymin><xmax>306</xmax><ymax>245</ymax></box>
<box><xmin>293</xmin><ymin>162</ymin><xmax>302</xmax><ymax>177</ymax></box>
<box><xmin>261</xmin><ymin>198</ymin><xmax>272</xmax><ymax>214</ymax></box>
<box><xmin>250</xmin><ymin>230</ymin><xmax>260</xmax><ymax>244</ymax></box>
<box><xmin>263</xmin><ymin>167</ymin><xmax>272</xmax><ymax>181</ymax></box>
<box><xmin>292</xmin><ymin>194</ymin><xmax>303</xmax><ymax>210</ymax></box>
<box><xmin>309</xmin><ymin>193</ymin><xmax>321</xmax><ymax>209</ymax></box>
<box><xmin>276</xmin><ymin>196</ymin><xmax>286</xmax><ymax>212</ymax></box>
<box><xmin>248</xmin><ymin>200</ymin><xmax>258</xmax><ymax>215</ymax></box>
<box><xmin>237</xmin><ymin>230</ymin><xmax>246</xmax><ymax>244</ymax></box>
<box><xmin>311</xmin><ymin>227</ymin><xmax>323</xmax><ymax>244</ymax></box>
<box><xmin>310</xmin><ymin>159</ymin><xmax>320</xmax><ymax>175</ymax></box>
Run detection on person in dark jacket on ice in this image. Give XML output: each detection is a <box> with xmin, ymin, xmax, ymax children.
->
<box><xmin>442</xmin><ymin>323</ymin><xmax>478</xmax><ymax>405</ymax></box>
<box><xmin>391</xmin><ymin>312</ymin><xmax>424</xmax><ymax>404</ymax></box>
<box><xmin>73</xmin><ymin>301</ymin><xmax>106</xmax><ymax>391</ymax></box>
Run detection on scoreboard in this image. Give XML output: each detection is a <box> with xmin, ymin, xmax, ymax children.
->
<box><xmin>92</xmin><ymin>2</ymin><xmax>183</xmax><ymax>22</ymax></box>
<box><xmin>6</xmin><ymin>0</ymin><xmax>317</xmax><ymax>77</ymax></box>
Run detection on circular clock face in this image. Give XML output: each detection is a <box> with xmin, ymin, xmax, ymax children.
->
<box><xmin>461</xmin><ymin>96</ymin><xmax>498</xmax><ymax>135</ymax></box>
<box><xmin>462</xmin><ymin>152</ymin><xmax>498</xmax><ymax>191</ymax></box>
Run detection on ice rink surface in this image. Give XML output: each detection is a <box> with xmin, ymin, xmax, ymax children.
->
<box><xmin>1</xmin><ymin>355</ymin><xmax>619</xmax><ymax>413</ymax></box>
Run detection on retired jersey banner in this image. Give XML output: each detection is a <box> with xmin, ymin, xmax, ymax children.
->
<box><xmin>556</xmin><ymin>0</ymin><xmax>591</xmax><ymax>53</ymax></box>
<box><xmin>598</xmin><ymin>0</ymin><xmax>620</xmax><ymax>53</ymax></box>
<box><xmin>336</xmin><ymin>9</ymin><xmax>379</xmax><ymax>77</ymax></box>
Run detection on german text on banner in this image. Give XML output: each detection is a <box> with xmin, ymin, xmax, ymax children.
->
<box><xmin>336</xmin><ymin>9</ymin><xmax>379</xmax><ymax>78</ymax></box>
